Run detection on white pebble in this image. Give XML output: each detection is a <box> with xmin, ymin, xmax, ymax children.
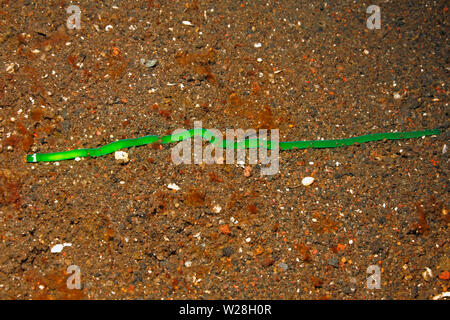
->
<box><xmin>182</xmin><ymin>21</ymin><xmax>194</xmax><ymax>26</ymax></box>
<box><xmin>184</xmin><ymin>261</ymin><xmax>192</xmax><ymax>267</ymax></box>
<box><xmin>393</xmin><ymin>92</ymin><xmax>401</xmax><ymax>100</ymax></box>
<box><xmin>254</xmin><ymin>42</ymin><xmax>262</xmax><ymax>48</ymax></box>
<box><xmin>213</xmin><ymin>205</ymin><xmax>222</xmax><ymax>213</ymax></box>
<box><xmin>301</xmin><ymin>177</ymin><xmax>315</xmax><ymax>186</ymax></box>
<box><xmin>105</xmin><ymin>25</ymin><xmax>113</xmax><ymax>31</ymax></box>
<box><xmin>114</xmin><ymin>151</ymin><xmax>129</xmax><ymax>163</ymax></box>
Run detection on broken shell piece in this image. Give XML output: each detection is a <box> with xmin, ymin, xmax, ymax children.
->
<box><xmin>182</xmin><ymin>21</ymin><xmax>194</xmax><ymax>26</ymax></box>
<box><xmin>301</xmin><ymin>177</ymin><xmax>315</xmax><ymax>186</ymax></box>
<box><xmin>51</xmin><ymin>244</ymin><xmax>64</xmax><ymax>253</ymax></box>
<box><xmin>50</xmin><ymin>243</ymin><xmax>72</xmax><ymax>253</ymax></box>
<box><xmin>167</xmin><ymin>183</ymin><xmax>180</xmax><ymax>191</ymax></box>
<box><xmin>145</xmin><ymin>59</ymin><xmax>158</xmax><ymax>68</ymax></box>
<box><xmin>432</xmin><ymin>292</ymin><xmax>450</xmax><ymax>300</ymax></box>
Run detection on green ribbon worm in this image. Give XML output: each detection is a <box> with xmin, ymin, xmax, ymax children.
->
<box><xmin>26</xmin><ymin>128</ymin><xmax>440</xmax><ymax>163</ymax></box>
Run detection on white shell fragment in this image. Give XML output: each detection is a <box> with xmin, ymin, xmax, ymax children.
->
<box><xmin>114</xmin><ymin>151</ymin><xmax>129</xmax><ymax>163</ymax></box>
<box><xmin>167</xmin><ymin>183</ymin><xmax>180</xmax><ymax>191</ymax></box>
<box><xmin>182</xmin><ymin>21</ymin><xmax>194</xmax><ymax>26</ymax></box>
<box><xmin>145</xmin><ymin>59</ymin><xmax>158</xmax><ymax>68</ymax></box>
<box><xmin>51</xmin><ymin>244</ymin><xmax>64</xmax><ymax>253</ymax></box>
<box><xmin>301</xmin><ymin>177</ymin><xmax>315</xmax><ymax>186</ymax></box>
<box><xmin>432</xmin><ymin>292</ymin><xmax>450</xmax><ymax>300</ymax></box>
<box><xmin>50</xmin><ymin>243</ymin><xmax>72</xmax><ymax>253</ymax></box>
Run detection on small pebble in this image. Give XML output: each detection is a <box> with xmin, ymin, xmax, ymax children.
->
<box><xmin>327</xmin><ymin>257</ymin><xmax>339</xmax><ymax>267</ymax></box>
<box><xmin>261</xmin><ymin>256</ymin><xmax>274</xmax><ymax>267</ymax></box>
<box><xmin>219</xmin><ymin>224</ymin><xmax>231</xmax><ymax>235</ymax></box>
<box><xmin>422</xmin><ymin>267</ymin><xmax>433</xmax><ymax>281</ymax></box>
<box><xmin>301</xmin><ymin>177</ymin><xmax>315</xmax><ymax>186</ymax></box>
<box><xmin>278</xmin><ymin>262</ymin><xmax>288</xmax><ymax>271</ymax></box>
<box><xmin>222</xmin><ymin>246</ymin><xmax>234</xmax><ymax>257</ymax></box>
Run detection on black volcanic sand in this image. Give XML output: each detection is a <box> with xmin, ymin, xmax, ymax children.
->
<box><xmin>0</xmin><ymin>0</ymin><xmax>448</xmax><ymax>299</ymax></box>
